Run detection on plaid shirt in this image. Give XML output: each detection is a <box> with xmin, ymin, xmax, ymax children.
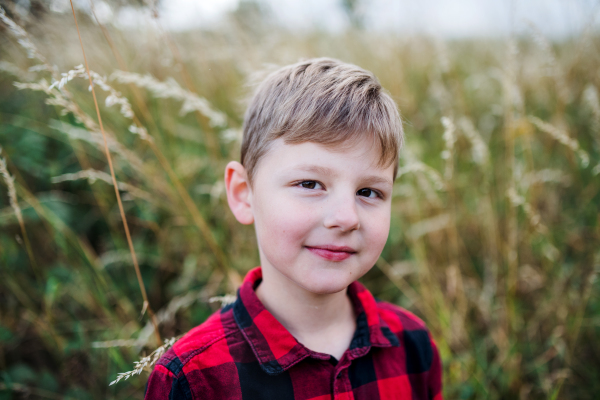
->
<box><xmin>145</xmin><ymin>267</ymin><xmax>442</xmax><ymax>400</ymax></box>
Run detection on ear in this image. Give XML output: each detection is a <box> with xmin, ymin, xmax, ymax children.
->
<box><xmin>224</xmin><ymin>161</ymin><xmax>254</xmax><ymax>225</ymax></box>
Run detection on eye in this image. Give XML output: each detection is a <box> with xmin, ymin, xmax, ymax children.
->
<box><xmin>299</xmin><ymin>181</ymin><xmax>322</xmax><ymax>190</ymax></box>
<box><xmin>357</xmin><ymin>188</ymin><xmax>379</xmax><ymax>198</ymax></box>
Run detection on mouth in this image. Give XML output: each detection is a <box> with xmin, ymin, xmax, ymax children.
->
<box><xmin>305</xmin><ymin>245</ymin><xmax>356</xmax><ymax>261</ymax></box>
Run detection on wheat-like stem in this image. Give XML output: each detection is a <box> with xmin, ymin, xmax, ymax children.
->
<box><xmin>396</xmin><ymin>161</ymin><xmax>446</xmax><ymax>192</ymax></box>
<box><xmin>583</xmin><ymin>84</ymin><xmax>600</xmax><ymax>135</ymax></box>
<box><xmin>458</xmin><ymin>116</ymin><xmax>489</xmax><ymax>165</ymax></box>
<box><xmin>440</xmin><ymin>116</ymin><xmax>456</xmax><ymax>180</ymax></box>
<box><xmin>527</xmin><ymin>115</ymin><xmax>590</xmax><ymax>168</ymax></box>
<box><xmin>49</xmin><ymin>64</ymin><xmax>135</xmax><ymax>119</ymax></box>
<box><xmin>0</xmin><ymin>147</ymin><xmax>39</xmax><ymax>280</ymax></box>
<box><xmin>0</xmin><ymin>6</ymin><xmax>48</xmax><ymax>64</ymax></box>
<box><xmin>583</xmin><ymin>85</ymin><xmax>600</xmax><ymax>175</ymax></box>
<box><xmin>110</xmin><ymin>71</ymin><xmax>226</xmax><ymax>126</ymax></box>
<box><xmin>91</xmin><ymin>338</ymin><xmax>147</xmax><ymax>348</ymax></box>
<box><xmin>68</xmin><ymin>0</ymin><xmax>161</xmax><ymax>346</ymax></box>
<box><xmin>506</xmin><ymin>187</ymin><xmax>548</xmax><ymax>235</ymax></box>
<box><xmin>51</xmin><ymin>169</ymin><xmax>156</xmax><ymax>205</ymax></box>
<box><xmin>209</xmin><ymin>294</ymin><xmax>237</xmax><ymax>307</ymax></box>
<box><xmin>148</xmin><ymin>5</ymin><xmax>221</xmax><ymax>156</ymax></box>
<box><xmin>0</xmin><ymin>60</ymin><xmax>33</xmax><ymax>80</ymax></box>
<box><xmin>109</xmin><ymin>336</ymin><xmax>179</xmax><ymax>385</ymax></box>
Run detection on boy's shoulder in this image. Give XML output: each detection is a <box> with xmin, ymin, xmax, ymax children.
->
<box><xmin>375</xmin><ymin>298</ymin><xmax>431</xmax><ymax>332</ymax></box>
<box><xmin>374</xmin><ymin>298</ymin><xmax>437</xmax><ymax>356</ymax></box>
<box><xmin>155</xmin><ymin>304</ymin><xmax>240</xmax><ymax>374</ymax></box>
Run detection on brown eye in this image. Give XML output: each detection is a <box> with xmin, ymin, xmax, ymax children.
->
<box><xmin>357</xmin><ymin>188</ymin><xmax>376</xmax><ymax>198</ymax></box>
<box><xmin>301</xmin><ymin>181</ymin><xmax>317</xmax><ymax>189</ymax></box>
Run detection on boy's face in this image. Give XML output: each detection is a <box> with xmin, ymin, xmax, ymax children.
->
<box><xmin>243</xmin><ymin>137</ymin><xmax>395</xmax><ymax>296</ymax></box>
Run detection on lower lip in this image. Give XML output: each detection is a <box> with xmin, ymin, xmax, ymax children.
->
<box><xmin>306</xmin><ymin>247</ymin><xmax>355</xmax><ymax>261</ymax></box>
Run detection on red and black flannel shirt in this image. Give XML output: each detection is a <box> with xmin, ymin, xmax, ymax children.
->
<box><xmin>145</xmin><ymin>267</ymin><xmax>443</xmax><ymax>400</ymax></box>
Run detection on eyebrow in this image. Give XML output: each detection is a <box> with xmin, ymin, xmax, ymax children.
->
<box><xmin>295</xmin><ymin>164</ymin><xmax>337</xmax><ymax>176</ymax></box>
<box><xmin>293</xmin><ymin>164</ymin><xmax>393</xmax><ymax>187</ymax></box>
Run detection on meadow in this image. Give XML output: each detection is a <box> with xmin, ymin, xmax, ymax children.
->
<box><xmin>0</xmin><ymin>2</ymin><xmax>599</xmax><ymax>399</ymax></box>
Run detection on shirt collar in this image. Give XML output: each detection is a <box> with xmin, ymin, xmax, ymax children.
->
<box><xmin>232</xmin><ymin>267</ymin><xmax>399</xmax><ymax>376</ymax></box>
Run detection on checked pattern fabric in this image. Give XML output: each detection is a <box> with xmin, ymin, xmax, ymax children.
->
<box><xmin>145</xmin><ymin>267</ymin><xmax>443</xmax><ymax>400</ymax></box>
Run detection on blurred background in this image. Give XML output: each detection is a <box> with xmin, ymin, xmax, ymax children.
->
<box><xmin>1</xmin><ymin>0</ymin><xmax>599</xmax><ymax>398</ymax></box>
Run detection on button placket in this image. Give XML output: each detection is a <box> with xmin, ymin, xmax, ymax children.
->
<box><xmin>333</xmin><ymin>367</ymin><xmax>354</xmax><ymax>400</ymax></box>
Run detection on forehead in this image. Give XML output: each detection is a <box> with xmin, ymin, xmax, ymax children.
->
<box><xmin>256</xmin><ymin>138</ymin><xmax>394</xmax><ymax>179</ymax></box>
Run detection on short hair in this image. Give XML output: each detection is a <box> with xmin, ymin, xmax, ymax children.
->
<box><xmin>241</xmin><ymin>57</ymin><xmax>403</xmax><ymax>183</ymax></box>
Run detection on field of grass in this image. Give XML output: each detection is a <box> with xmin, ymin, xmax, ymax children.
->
<box><xmin>1</xmin><ymin>2</ymin><xmax>599</xmax><ymax>399</ymax></box>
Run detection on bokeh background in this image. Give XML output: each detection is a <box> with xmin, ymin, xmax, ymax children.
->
<box><xmin>1</xmin><ymin>0</ymin><xmax>599</xmax><ymax>398</ymax></box>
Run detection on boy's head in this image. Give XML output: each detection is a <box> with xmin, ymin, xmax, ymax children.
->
<box><xmin>240</xmin><ymin>57</ymin><xmax>403</xmax><ymax>185</ymax></box>
<box><xmin>225</xmin><ymin>58</ymin><xmax>403</xmax><ymax>296</ymax></box>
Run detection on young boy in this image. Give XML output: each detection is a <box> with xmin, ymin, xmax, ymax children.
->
<box><xmin>145</xmin><ymin>58</ymin><xmax>442</xmax><ymax>399</ymax></box>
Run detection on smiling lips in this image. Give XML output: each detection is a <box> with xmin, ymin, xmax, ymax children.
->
<box><xmin>306</xmin><ymin>245</ymin><xmax>356</xmax><ymax>261</ymax></box>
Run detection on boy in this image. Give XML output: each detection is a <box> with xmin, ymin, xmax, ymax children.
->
<box><xmin>145</xmin><ymin>58</ymin><xmax>442</xmax><ymax>399</ymax></box>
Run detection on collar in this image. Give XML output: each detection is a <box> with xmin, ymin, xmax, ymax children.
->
<box><xmin>232</xmin><ymin>267</ymin><xmax>400</xmax><ymax>376</ymax></box>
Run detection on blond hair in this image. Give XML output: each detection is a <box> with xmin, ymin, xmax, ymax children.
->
<box><xmin>241</xmin><ymin>58</ymin><xmax>403</xmax><ymax>182</ymax></box>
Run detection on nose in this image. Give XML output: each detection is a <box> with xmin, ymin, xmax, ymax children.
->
<box><xmin>323</xmin><ymin>192</ymin><xmax>360</xmax><ymax>232</ymax></box>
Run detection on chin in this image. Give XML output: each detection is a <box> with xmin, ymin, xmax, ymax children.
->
<box><xmin>298</xmin><ymin>272</ymin><xmax>357</xmax><ymax>295</ymax></box>
<box><xmin>304</xmin><ymin>286</ymin><xmax>348</xmax><ymax>296</ymax></box>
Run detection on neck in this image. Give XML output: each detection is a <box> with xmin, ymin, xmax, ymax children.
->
<box><xmin>255</xmin><ymin>265</ymin><xmax>356</xmax><ymax>357</ymax></box>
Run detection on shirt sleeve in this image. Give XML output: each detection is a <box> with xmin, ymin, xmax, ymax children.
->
<box><xmin>428</xmin><ymin>334</ymin><xmax>443</xmax><ymax>400</ymax></box>
<box><xmin>144</xmin><ymin>364</ymin><xmax>175</xmax><ymax>400</ymax></box>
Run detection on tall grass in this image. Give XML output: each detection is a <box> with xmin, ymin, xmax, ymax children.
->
<box><xmin>1</xmin><ymin>3</ymin><xmax>599</xmax><ymax>399</ymax></box>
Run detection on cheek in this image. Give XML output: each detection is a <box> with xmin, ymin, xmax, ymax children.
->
<box><xmin>254</xmin><ymin>196</ymin><xmax>317</xmax><ymax>250</ymax></box>
<box><xmin>364</xmin><ymin>209</ymin><xmax>391</xmax><ymax>251</ymax></box>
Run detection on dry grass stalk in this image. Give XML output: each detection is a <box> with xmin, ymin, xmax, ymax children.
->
<box><xmin>0</xmin><ymin>60</ymin><xmax>33</xmax><ymax>80</ymax></box>
<box><xmin>209</xmin><ymin>294</ymin><xmax>237</xmax><ymax>307</ymax></box>
<box><xmin>0</xmin><ymin>10</ymin><xmax>147</xmax><ymax>176</ymax></box>
<box><xmin>13</xmin><ymin>79</ymin><xmax>150</xmax><ymax>176</ymax></box>
<box><xmin>51</xmin><ymin>169</ymin><xmax>154</xmax><ymax>204</ymax></box>
<box><xmin>48</xmin><ymin>120</ymin><xmax>145</xmax><ymax>172</ymax></box>
<box><xmin>128</xmin><ymin>124</ymin><xmax>153</xmax><ymax>142</ymax></box>
<box><xmin>0</xmin><ymin>147</ymin><xmax>38</xmax><ymax>276</ymax></box>
<box><xmin>520</xmin><ymin>169</ymin><xmax>571</xmax><ymax>189</ymax></box>
<box><xmin>458</xmin><ymin>116</ymin><xmax>489</xmax><ymax>165</ymax></box>
<box><xmin>406</xmin><ymin>213</ymin><xmax>451</xmax><ymax>240</ymax></box>
<box><xmin>527</xmin><ymin>116</ymin><xmax>589</xmax><ymax>167</ymax></box>
<box><xmin>49</xmin><ymin>64</ymin><xmax>135</xmax><ymax>119</ymax></box>
<box><xmin>109</xmin><ymin>336</ymin><xmax>179</xmax><ymax>386</ymax></box>
<box><xmin>91</xmin><ymin>338</ymin><xmax>146</xmax><ymax>348</ymax></box>
<box><xmin>67</xmin><ymin>0</ymin><xmax>161</xmax><ymax>345</ymax></box>
<box><xmin>0</xmin><ymin>148</ymin><xmax>24</xmax><ymax>232</ymax></box>
<box><xmin>583</xmin><ymin>84</ymin><xmax>600</xmax><ymax>134</ymax></box>
<box><xmin>396</xmin><ymin>161</ymin><xmax>446</xmax><ymax>191</ymax></box>
<box><xmin>582</xmin><ymin>85</ymin><xmax>600</xmax><ymax>174</ymax></box>
<box><xmin>110</xmin><ymin>70</ymin><xmax>227</xmax><ymax>127</ymax></box>
<box><xmin>141</xmin><ymin>2</ymin><xmax>221</xmax><ymax>155</ymax></box>
<box><xmin>507</xmin><ymin>187</ymin><xmax>547</xmax><ymax>235</ymax></box>
<box><xmin>0</xmin><ymin>6</ymin><xmax>48</xmax><ymax>63</ymax></box>
<box><xmin>441</xmin><ymin>116</ymin><xmax>456</xmax><ymax>180</ymax></box>
<box><xmin>130</xmin><ymin>271</ymin><xmax>226</xmax><ymax>350</ymax></box>
<box><xmin>14</xmin><ymin>80</ymin><xmax>104</xmax><ymax>135</ymax></box>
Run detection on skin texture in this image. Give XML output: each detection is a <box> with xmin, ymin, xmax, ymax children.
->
<box><xmin>225</xmin><ymin>138</ymin><xmax>395</xmax><ymax>359</ymax></box>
